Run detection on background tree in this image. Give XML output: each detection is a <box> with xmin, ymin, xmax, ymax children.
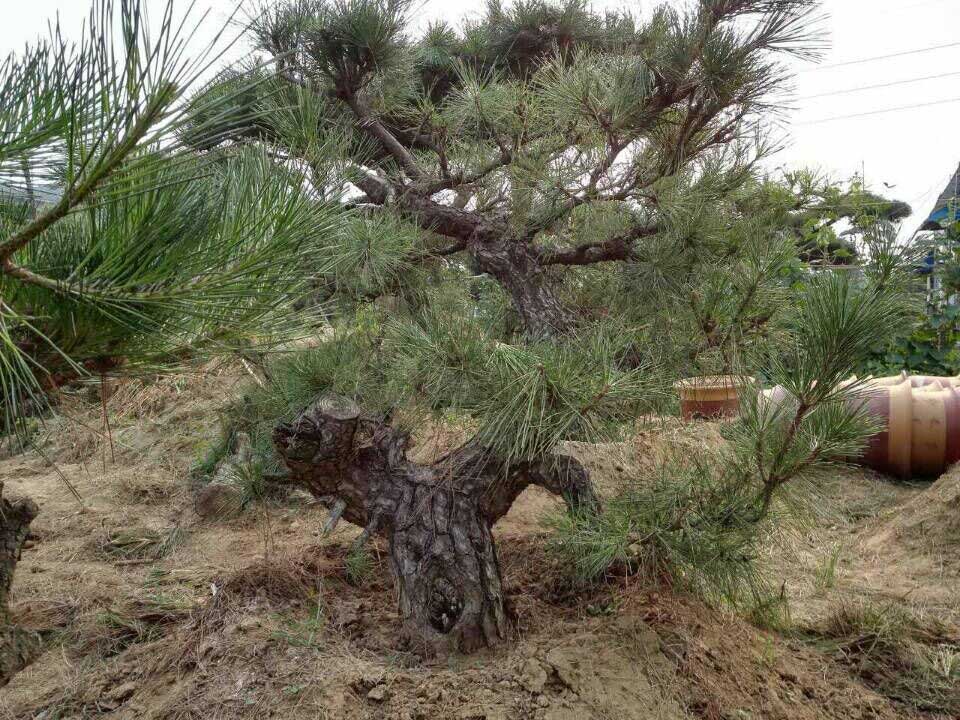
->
<box><xmin>774</xmin><ymin>170</ymin><xmax>912</xmax><ymax>266</ymax></box>
<box><xmin>220</xmin><ymin>0</ymin><xmax>829</xmax><ymax>338</ymax></box>
<box><xmin>185</xmin><ymin>0</ymin><xmax>859</xmax><ymax>655</ymax></box>
<box><xmin>0</xmin><ymin>0</ymin><xmax>338</xmax><ymax>685</ymax></box>
<box><xmin>867</xmin><ymin>213</ymin><xmax>960</xmax><ymax>375</ymax></box>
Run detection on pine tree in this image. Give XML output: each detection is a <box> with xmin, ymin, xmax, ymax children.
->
<box><xmin>187</xmin><ymin>0</ymin><xmax>859</xmax><ymax>654</ymax></box>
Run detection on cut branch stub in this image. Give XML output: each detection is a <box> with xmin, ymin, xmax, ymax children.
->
<box><xmin>274</xmin><ymin>395</ymin><xmax>598</xmax><ymax>654</ymax></box>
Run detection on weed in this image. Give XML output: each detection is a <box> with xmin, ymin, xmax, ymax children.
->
<box><xmin>747</xmin><ymin>589</ymin><xmax>792</xmax><ymax>632</ymax></box>
<box><xmin>96</xmin><ymin>525</ymin><xmax>185</xmax><ymax>562</ymax></box>
<box><xmin>190</xmin><ymin>424</ymin><xmax>235</xmax><ymax>483</ymax></box>
<box><xmin>272</xmin><ymin>597</ymin><xmax>326</xmax><ymax>648</ymax></box>
<box><xmin>813</xmin><ymin>600</ymin><xmax>960</xmax><ymax>714</ymax></box>
<box><xmin>756</xmin><ymin>636</ymin><xmax>778</xmax><ymax>669</ymax></box>
<box><xmin>75</xmin><ymin>595</ymin><xmax>191</xmax><ymax>657</ymax></box>
<box><xmin>814</xmin><ymin>544</ymin><xmax>842</xmax><ymax>591</ymax></box>
<box><xmin>926</xmin><ymin>644</ymin><xmax>960</xmax><ymax>681</ymax></box>
<box><xmin>586</xmin><ymin>599</ymin><xmax>620</xmax><ymax>617</ymax></box>
<box><xmin>345</xmin><ymin>544</ymin><xmax>374</xmax><ymax>586</ymax></box>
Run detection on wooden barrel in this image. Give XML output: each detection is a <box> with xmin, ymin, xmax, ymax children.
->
<box><xmin>675</xmin><ymin>375</ymin><xmax>754</xmax><ymax>421</ymax></box>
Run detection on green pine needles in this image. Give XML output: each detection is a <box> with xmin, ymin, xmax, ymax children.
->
<box><xmin>0</xmin><ymin>1</ymin><xmax>343</xmax><ymax>435</ymax></box>
<box><xmin>547</xmin><ymin>269</ymin><xmax>915</xmax><ymax>613</ymax></box>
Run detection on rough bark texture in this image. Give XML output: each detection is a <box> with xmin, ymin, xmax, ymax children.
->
<box><xmin>472</xmin><ymin>240</ymin><xmax>574</xmax><ymax>339</ymax></box>
<box><xmin>274</xmin><ymin>396</ymin><xmax>597</xmax><ymax>655</ymax></box>
<box><xmin>0</xmin><ymin>484</ymin><xmax>40</xmax><ymax>688</ymax></box>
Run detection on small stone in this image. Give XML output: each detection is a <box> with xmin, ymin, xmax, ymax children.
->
<box><xmin>519</xmin><ymin>658</ymin><xmax>548</xmax><ymax>694</ymax></box>
<box><xmin>537</xmin><ymin>695</ymin><xmax>550</xmax><ymax>708</ymax></box>
<box><xmin>237</xmin><ymin>616</ymin><xmax>260</xmax><ymax>632</ymax></box>
<box><xmin>367</xmin><ymin>684</ymin><xmax>388</xmax><ymax>702</ymax></box>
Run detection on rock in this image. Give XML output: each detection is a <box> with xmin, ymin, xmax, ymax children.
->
<box><xmin>536</xmin><ymin>695</ymin><xmax>550</xmax><ymax>708</ymax></box>
<box><xmin>237</xmin><ymin>616</ymin><xmax>261</xmax><ymax>632</ymax></box>
<box><xmin>194</xmin><ymin>482</ymin><xmax>243</xmax><ymax>519</ymax></box>
<box><xmin>367</xmin><ymin>684</ymin><xmax>388</xmax><ymax>702</ymax></box>
<box><xmin>519</xmin><ymin>658</ymin><xmax>548</xmax><ymax>694</ymax></box>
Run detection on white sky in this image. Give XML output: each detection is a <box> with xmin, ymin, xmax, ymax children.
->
<box><xmin>2</xmin><ymin>0</ymin><xmax>958</xmax><ymax>235</ymax></box>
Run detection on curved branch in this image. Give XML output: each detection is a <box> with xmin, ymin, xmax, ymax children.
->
<box><xmin>340</xmin><ymin>91</ymin><xmax>426</xmax><ymax>181</ymax></box>
<box><xmin>537</xmin><ymin>223</ymin><xmax>659</xmax><ymax>266</ymax></box>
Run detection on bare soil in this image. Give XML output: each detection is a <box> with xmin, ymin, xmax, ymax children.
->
<box><xmin>1</xmin><ymin>370</ymin><xmax>957</xmax><ymax>719</ymax></box>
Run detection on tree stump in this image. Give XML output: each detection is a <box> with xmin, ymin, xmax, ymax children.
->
<box><xmin>0</xmin><ymin>483</ymin><xmax>40</xmax><ymax>687</ymax></box>
<box><xmin>274</xmin><ymin>396</ymin><xmax>596</xmax><ymax>654</ymax></box>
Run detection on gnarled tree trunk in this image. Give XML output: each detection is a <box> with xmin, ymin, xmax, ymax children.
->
<box><xmin>274</xmin><ymin>396</ymin><xmax>596</xmax><ymax>654</ymax></box>
<box><xmin>471</xmin><ymin>240</ymin><xmax>574</xmax><ymax>339</ymax></box>
<box><xmin>0</xmin><ymin>483</ymin><xmax>40</xmax><ymax>687</ymax></box>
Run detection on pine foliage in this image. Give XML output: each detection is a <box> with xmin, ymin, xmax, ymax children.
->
<box><xmin>548</xmin><ymin>265</ymin><xmax>915</xmax><ymax>610</ymax></box>
<box><xmin>0</xmin><ymin>1</ymin><xmax>342</xmax><ymax>433</ymax></box>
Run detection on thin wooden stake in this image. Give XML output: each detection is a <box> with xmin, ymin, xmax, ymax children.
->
<box><xmin>100</xmin><ymin>374</ymin><xmax>115</xmax><ymax>466</ymax></box>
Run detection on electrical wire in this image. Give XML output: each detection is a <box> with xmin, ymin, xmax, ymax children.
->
<box><xmin>796</xmin><ymin>70</ymin><xmax>960</xmax><ymax>100</ymax></box>
<box><xmin>875</xmin><ymin>0</ymin><xmax>953</xmax><ymax>16</ymax></box>
<box><xmin>796</xmin><ymin>96</ymin><xmax>960</xmax><ymax>125</ymax></box>
<box><xmin>801</xmin><ymin>40</ymin><xmax>960</xmax><ymax>71</ymax></box>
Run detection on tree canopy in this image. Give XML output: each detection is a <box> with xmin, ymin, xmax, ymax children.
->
<box><xmin>194</xmin><ymin>0</ymin><xmax>826</xmax><ymax>340</ymax></box>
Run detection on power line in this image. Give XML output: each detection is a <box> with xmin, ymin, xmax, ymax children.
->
<box><xmin>797</xmin><ymin>70</ymin><xmax>960</xmax><ymax>100</ymax></box>
<box><xmin>877</xmin><ymin>0</ymin><xmax>952</xmax><ymax>16</ymax></box>
<box><xmin>797</xmin><ymin>96</ymin><xmax>960</xmax><ymax>125</ymax></box>
<box><xmin>801</xmin><ymin>40</ymin><xmax>960</xmax><ymax>71</ymax></box>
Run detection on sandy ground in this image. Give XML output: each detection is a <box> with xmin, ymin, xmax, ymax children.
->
<box><xmin>1</xmin><ymin>370</ymin><xmax>957</xmax><ymax>719</ymax></box>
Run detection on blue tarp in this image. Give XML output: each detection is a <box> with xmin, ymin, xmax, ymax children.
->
<box><xmin>927</xmin><ymin>205</ymin><xmax>959</xmax><ymax>226</ymax></box>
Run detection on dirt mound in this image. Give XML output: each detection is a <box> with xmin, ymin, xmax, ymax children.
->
<box><xmin>0</xmin><ymin>374</ymin><xmax>951</xmax><ymax>719</ymax></box>
<box><xmin>851</xmin><ymin>465</ymin><xmax>960</xmax><ymax>616</ymax></box>
<box><xmin>862</xmin><ymin>465</ymin><xmax>960</xmax><ymax>553</ymax></box>
<box><xmin>3</xmin><ymin>539</ymin><xmax>916</xmax><ymax>720</ymax></box>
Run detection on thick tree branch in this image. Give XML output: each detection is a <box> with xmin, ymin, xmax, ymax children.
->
<box><xmin>397</xmin><ymin>190</ymin><xmax>493</xmax><ymax>242</ymax></box>
<box><xmin>340</xmin><ymin>91</ymin><xmax>426</xmax><ymax>181</ymax></box>
<box><xmin>537</xmin><ymin>223</ymin><xmax>660</xmax><ymax>266</ymax></box>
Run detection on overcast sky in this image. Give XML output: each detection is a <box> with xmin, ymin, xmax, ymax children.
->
<box><xmin>3</xmin><ymin>0</ymin><xmax>958</xmax><ymax>236</ymax></box>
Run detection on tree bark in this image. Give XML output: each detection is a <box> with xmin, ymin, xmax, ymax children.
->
<box><xmin>274</xmin><ymin>396</ymin><xmax>596</xmax><ymax>655</ymax></box>
<box><xmin>0</xmin><ymin>483</ymin><xmax>40</xmax><ymax>688</ymax></box>
<box><xmin>471</xmin><ymin>240</ymin><xmax>574</xmax><ymax>339</ymax></box>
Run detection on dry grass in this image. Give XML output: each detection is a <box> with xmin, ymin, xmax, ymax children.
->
<box><xmin>811</xmin><ymin>599</ymin><xmax>960</xmax><ymax>714</ymax></box>
<box><xmin>69</xmin><ymin>594</ymin><xmax>195</xmax><ymax>658</ymax></box>
<box><xmin>4</xmin><ymin>366</ymin><xmax>958</xmax><ymax>720</ymax></box>
<box><xmin>172</xmin><ymin>554</ymin><xmax>319</xmax><ymax>669</ymax></box>
<box><xmin>93</xmin><ymin>525</ymin><xmax>187</xmax><ymax>562</ymax></box>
